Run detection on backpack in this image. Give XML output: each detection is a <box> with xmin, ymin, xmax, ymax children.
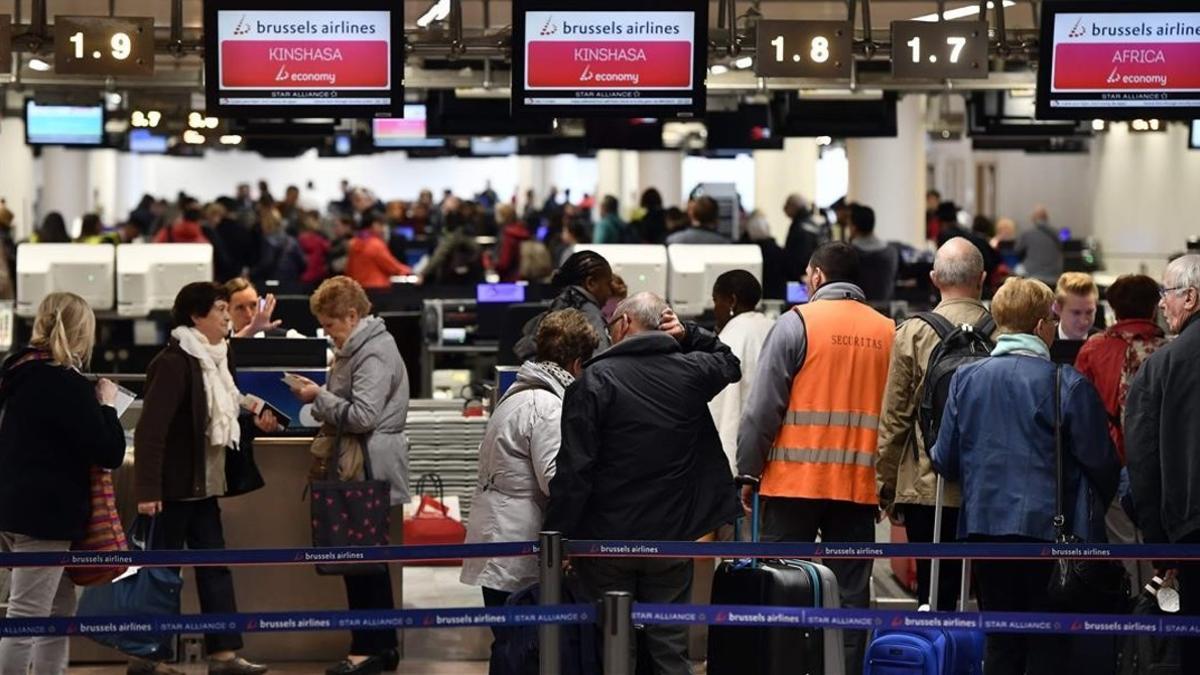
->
<box><xmin>497</xmin><ymin>579</ymin><xmax>600</xmax><ymax>675</ymax></box>
<box><xmin>915</xmin><ymin>312</ymin><xmax>997</xmax><ymax>459</ymax></box>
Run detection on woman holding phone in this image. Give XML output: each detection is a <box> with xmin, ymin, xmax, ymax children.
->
<box><xmin>133</xmin><ymin>282</ymin><xmax>276</xmax><ymax>675</ymax></box>
<box><xmin>289</xmin><ymin>276</ymin><xmax>410</xmax><ymax>675</ymax></box>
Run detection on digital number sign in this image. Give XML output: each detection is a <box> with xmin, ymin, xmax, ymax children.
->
<box><xmin>0</xmin><ymin>15</ymin><xmax>11</xmax><ymax>74</ymax></box>
<box><xmin>891</xmin><ymin>21</ymin><xmax>988</xmax><ymax>80</ymax></box>
<box><xmin>1037</xmin><ymin>1</ymin><xmax>1200</xmax><ymax>120</ymax></box>
<box><xmin>203</xmin><ymin>0</ymin><xmax>405</xmax><ymax>118</ymax></box>
<box><xmin>54</xmin><ymin>16</ymin><xmax>155</xmax><ymax>76</ymax></box>
<box><xmin>755</xmin><ymin>20</ymin><xmax>852</xmax><ymax>79</ymax></box>
<box><xmin>511</xmin><ymin>0</ymin><xmax>708</xmax><ymax>118</ymax></box>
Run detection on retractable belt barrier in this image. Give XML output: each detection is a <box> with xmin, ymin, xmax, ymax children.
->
<box><xmin>3</xmin><ymin>540</ymin><xmax>1199</xmax><ymax>568</ymax></box>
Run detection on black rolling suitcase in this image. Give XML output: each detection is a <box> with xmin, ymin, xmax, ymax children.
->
<box><xmin>706</xmin><ymin>477</ymin><xmax>845</xmax><ymax>675</ymax></box>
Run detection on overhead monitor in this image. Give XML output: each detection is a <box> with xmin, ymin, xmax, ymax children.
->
<box><xmin>705</xmin><ymin>104</ymin><xmax>783</xmax><ymax>152</ymax></box>
<box><xmin>574</xmin><ymin>244</ymin><xmax>668</xmax><ymax>298</ymax></box>
<box><xmin>667</xmin><ymin>244</ymin><xmax>764</xmax><ymax>317</ymax></box>
<box><xmin>372</xmin><ymin>105</ymin><xmax>446</xmax><ymax>148</ymax></box>
<box><xmin>117</xmin><ymin>244</ymin><xmax>214</xmax><ymax>316</ymax></box>
<box><xmin>511</xmin><ymin>0</ymin><xmax>708</xmax><ymax>118</ymax></box>
<box><xmin>1037</xmin><ymin>2</ymin><xmax>1200</xmax><ymax>120</ymax></box>
<box><xmin>426</xmin><ymin>90</ymin><xmax>555</xmax><ymax>136</ymax></box>
<box><xmin>1190</xmin><ymin>120</ymin><xmax>1200</xmax><ymax>149</ymax></box>
<box><xmin>128</xmin><ymin>129</ymin><xmax>171</xmax><ymax>154</ymax></box>
<box><xmin>203</xmin><ymin>0</ymin><xmax>404</xmax><ymax>118</ymax></box>
<box><xmin>16</xmin><ymin>243</ymin><xmax>115</xmax><ymax>317</ymax></box>
<box><xmin>777</xmin><ymin>92</ymin><xmax>899</xmax><ymax>138</ymax></box>
<box><xmin>24</xmin><ymin>100</ymin><xmax>104</xmax><ymax>147</ymax></box>
<box><xmin>968</xmin><ymin>91</ymin><xmax>1092</xmax><ymax>138</ymax></box>
<box><xmin>584</xmin><ymin>118</ymin><xmax>665</xmax><ymax>150</ymax></box>
<box><xmin>470</xmin><ymin>136</ymin><xmax>520</xmax><ymax>156</ymax></box>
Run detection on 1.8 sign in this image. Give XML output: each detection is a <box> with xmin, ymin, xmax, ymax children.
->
<box><xmin>755</xmin><ymin>20</ymin><xmax>852</xmax><ymax>80</ymax></box>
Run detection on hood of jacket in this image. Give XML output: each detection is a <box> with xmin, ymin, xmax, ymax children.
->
<box><xmin>992</xmin><ymin>333</ymin><xmax>1051</xmax><ymax>359</ymax></box>
<box><xmin>500</xmin><ymin>361</ymin><xmax>574</xmax><ymax>406</ymax></box>
<box><xmin>337</xmin><ymin>315</ymin><xmax>390</xmax><ymax>360</ymax></box>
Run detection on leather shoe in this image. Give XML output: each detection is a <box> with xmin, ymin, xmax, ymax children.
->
<box><xmin>208</xmin><ymin>656</ymin><xmax>269</xmax><ymax>675</ymax></box>
<box><xmin>127</xmin><ymin>659</ymin><xmax>186</xmax><ymax>675</ymax></box>
<box><xmin>325</xmin><ymin>656</ymin><xmax>384</xmax><ymax>675</ymax></box>
<box><xmin>379</xmin><ymin>648</ymin><xmax>399</xmax><ymax>671</ymax></box>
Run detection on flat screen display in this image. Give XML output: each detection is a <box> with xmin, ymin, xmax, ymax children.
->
<box><xmin>786</xmin><ymin>281</ymin><xmax>810</xmax><ymax>305</ymax></box>
<box><xmin>477</xmin><ymin>283</ymin><xmax>527</xmax><ymax>304</ymax></box>
<box><xmin>1190</xmin><ymin>119</ymin><xmax>1200</xmax><ymax>149</ymax></box>
<box><xmin>470</xmin><ymin>136</ymin><xmax>519</xmax><ymax>156</ymax></box>
<box><xmin>1037</xmin><ymin>2</ymin><xmax>1200</xmax><ymax>119</ymax></box>
<box><xmin>24</xmin><ymin>101</ymin><xmax>104</xmax><ymax>146</ymax></box>
<box><xmin>512</xmin><ymin>0</ymin><xmax>707</xmax><ymax>118</ymax></box>
<box><xmin>373</xmin><ymin>105</ymin><xmax>446</xmax><ymax>148</ymax></box>
<box><xmin>128</xmin><ymin>129</ymin><xmax>170</xmax><ymax>154</ymax></box>
<box><xmin>203</xmin><ymin>0</ymin><xmax>404</xmax><ymax>117</ymax></box>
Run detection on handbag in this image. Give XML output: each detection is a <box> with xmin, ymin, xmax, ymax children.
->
<box><xmin>1046</xmin><ymin>365</ymin><xmax>1129</xmax><ymax>613</ymax></box>
<box><xmin>224</xmin><ymin>426</ymin><xmax>265</xmax><ymax>498</ymax></box>
<box><xmin>67</xmin><ymin>467</ymin><xmax>129</xmax><ymax>586</ymax></box>
<box><xmin>75</xmin><ymin>517</ymin><xmax>183</xmax><ymax>659</ymax></box>
<box><xmin>309</xmin><ymin>400</ymin><xmax>391</xmax><ymax>576</ymax></box>
<box><xmin>403</xmin><ymin>473</ymin><xmax>467</xmax><ymax>566</ymax></box>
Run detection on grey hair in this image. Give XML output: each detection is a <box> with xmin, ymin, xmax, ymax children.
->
<box><xmin>612</xmin><ymin>292</ymin><xmax>669</xmax><ymax>331</ymax></box>
<box><xmin>1166</xmin><ymin>254</ymin><xmax>1200</xmax><ymax>292</ymax></box>
<box><xmin>933</xmin><ymin>237</ymin><xmax>984</xmax><ymax>288</ymax></box>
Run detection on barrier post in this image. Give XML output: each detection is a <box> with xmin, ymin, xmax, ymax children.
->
<box><xmin>538</xmin><ymin>531</ymin><xmax>563</xmax><ymax>675</ymax></box>
<box><xmin>603</xmin><ymin>591</ymin><xmax>634</xmax><ymax>675</ymax></box>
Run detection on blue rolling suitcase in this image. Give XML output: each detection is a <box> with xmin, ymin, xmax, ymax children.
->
<box><xmin>865</xmin><ymin>476</ymin><xmax>984</xmax><ymax>675</ymax></box>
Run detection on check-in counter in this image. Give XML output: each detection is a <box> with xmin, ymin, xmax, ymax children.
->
<box><xmin>72</xmin><ymin>435</ymin><xmax>406</xmax><ymax>663</ymax></box>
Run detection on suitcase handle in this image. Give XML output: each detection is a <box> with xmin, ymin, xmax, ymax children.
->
<box><xmin>735</xmin><ymin>475</ymin><xmax>762</xmax><ymax>547</ymax></box>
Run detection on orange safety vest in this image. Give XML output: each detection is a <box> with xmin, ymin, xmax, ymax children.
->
<box><xmin>760</xmin><ymin>299</ymin><xmax>896</xmax><ymax>505</ymax></box>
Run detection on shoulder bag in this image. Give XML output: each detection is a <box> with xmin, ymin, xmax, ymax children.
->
<box><xmin>1046</xmin><ymin>365</ymin><xmax>1129</xmax><ymax>612</ymax></box>
<box><xmin>67</xmin><ymin>467</ymin><xmax>129</xmax><ymax>586</ymax></box>
<box><xmin>309</xmin><ymin>399</ymin><xmax>391</xmax><ymax>576</ymax></box>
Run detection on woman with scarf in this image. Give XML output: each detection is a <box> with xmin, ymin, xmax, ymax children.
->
<box><xmin>288</xmin><ymin>276</ymin><xmax>410</xmax><ymax>675</ymax></box>
<box><xmin>461</xmin><ymin>308</ymin><xmax>601</xmax><ymax>674</ymax></box>
<box><xmin>133</xmin><ymin>282</ymin><xmax>276</xmax><ymax>675</ymax></box>
<box><xmin>0</xmin><ymin>293</ymin><xmax>126</xmax><ymax>675</ymax></box>
<box><xmin>931</xmin><ymin>277</ymin><xmax>1119</xmax><ymax>675</ymax></box>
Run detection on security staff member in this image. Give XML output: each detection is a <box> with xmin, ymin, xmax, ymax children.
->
<box><xmin>738</xmin><ymin>241</ymin><xmax>895</xmax><ymax>673</ymax></box>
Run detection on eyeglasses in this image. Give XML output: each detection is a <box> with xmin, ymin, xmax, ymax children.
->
<box><xmin>1160</xmin><ymin>286</ymin><xmax>1193</xmax><ymax>298</ymax></box>
<box><xmin>606</xmin><ymin>314</ymin><xmax>626</xmax><ymax>334</ymax></box>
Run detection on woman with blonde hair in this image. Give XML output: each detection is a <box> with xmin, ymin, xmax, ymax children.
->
<box><xmin>0</xmin><ymin>293</ymin><xmax>126</xmax><ymax>675</ymax></box>
<box><xmin>289</xmin><ymin>276</ymin><xmax>409</xmax><ymax>675</ymax></box>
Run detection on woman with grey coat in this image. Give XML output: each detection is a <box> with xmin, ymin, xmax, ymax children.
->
<box><xmin>289</xmin><ymin>276</ymin><xmax>409</xmax><ymax>675</ymax></box>
<box><xmin>460</xmin><ymin>308</ymin><xmax>600</xmax><ymax>674</ymax></box>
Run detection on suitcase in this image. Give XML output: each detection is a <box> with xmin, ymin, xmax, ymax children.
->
<box><xmin>706</xmin><ymin>477</ymin><xmax>846</xmax><ymax>675</ymax></box>
<box><xmin>865</xmin><ymin>475</ymin><xmax>985</xmax><ymax>675</ymax></box>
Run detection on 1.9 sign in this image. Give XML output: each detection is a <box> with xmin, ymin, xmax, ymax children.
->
<box><xmin>755</xmin><ymin>20</ymin><xmax>853</xmax><ymax>80</ymax></box>
<box><xmin>54</xmin><ymin>16</ymin><xmax>155</xmax><ymax>76</ymax></box>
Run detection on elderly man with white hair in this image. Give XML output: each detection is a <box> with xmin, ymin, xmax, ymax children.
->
<box><xmin>876</xmin><ymin>237</ymin><xmax>992</xmax><ymax>612</ymax></box>
<box><xmin>1126</xmin><ymin>254</ymin><xmax>1200</xmax><ymax>673</ymax></box>
<box><xmin>546</xmin><ymin>292</ymin><xmax>741</xmax><ymax>675</ymax></box>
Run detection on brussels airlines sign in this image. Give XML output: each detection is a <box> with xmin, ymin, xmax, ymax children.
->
<box><xmin>521</xmin><ymin>11</ymin><xmax>697</xmax><ymax>108</ymax></box>
<box><xmin>1047</xmin><ymin>11</ymin><xmax>1200</xmax><ymax>109</ymax></box>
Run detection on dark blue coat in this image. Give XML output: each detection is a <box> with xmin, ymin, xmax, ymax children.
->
<box><xmin>931</xmin><ymin>353</ymin><xmax>1119</xmax><ymax>542</ymax></box>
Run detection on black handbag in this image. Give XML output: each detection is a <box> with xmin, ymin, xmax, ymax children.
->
<box><xmin>309</xmin><ymin>400</ymin><xmax>391</xmax><ymax>576</ymax></box>
<box><xmin>223</xmin><ymin>417</ymin><xmax>265</xmax><ymax>497</ymax></box>
<box><xmin>1046</xmin><ymin>365</ymin><xmax>1129</xmax><ymax>612</ymax></box>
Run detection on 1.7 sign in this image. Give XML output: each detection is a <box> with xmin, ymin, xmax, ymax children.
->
<box><xmin>755</xmin><ymin>20</ymin><xmax>852</xmax><ymax>79</ymax></box>
<box><xmin>891</xmin><ymin>21</ymin><xmax>988</xmax><ymax>79</ymax></box>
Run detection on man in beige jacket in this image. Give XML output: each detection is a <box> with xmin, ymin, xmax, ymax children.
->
<box><xmin>876</xmin><ymin>237</ymin><xmax>991</xmax><ymax>610</ymax></box>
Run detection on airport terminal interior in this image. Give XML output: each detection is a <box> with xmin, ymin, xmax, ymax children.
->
<box><xmin>0</xmin><ymin>0</ymin><xmax>1199</xmax><ymax>673</ymax></box>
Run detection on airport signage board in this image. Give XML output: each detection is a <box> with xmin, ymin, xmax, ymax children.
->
<box><xmin>0</xmin><ymin>15</ymin><xmax>11</xmax><ymax>74</ymax></box>
<box><xmin>203</xmin><ymin>0</ymin><xmax>404</xmax><ymax>118</ymax></box>
<box><xmin>512</xmin><ymin>0</ymin><xmax>708</xmax><ymax>118</ymax></box>
<box><xmin>755</xmin><ymin>20</ymin><xmax>853</xmax><ymax>80</ymax></box>
<box><xmin>1038</xmin><ymin>1</ymin><xmax>1200</xmax><ymax>119</ymax></box>
<box><xmin>54</xmin><ymin>16</ymin><xmax>155</xmax><ymax>76</ymax></box>
<box><xmin>890</xmin><ymin>20</ymin><xmax>989</xmax><ymax>80</ymax></box>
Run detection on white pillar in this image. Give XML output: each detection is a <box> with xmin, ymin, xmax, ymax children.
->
<box><xmin>846</xmin><ymin>94</ymin><xmax>928</xmax><ymax>247</ymax></box>
<box><xmin>596</xmin><ymin>149</ymin><xmax>624</xmax><ymax>213</ymax></box>
<box><xmin>0</xmin><ymin>118</ymin><xmax>38</xmax><ymax>240</ymax></box>
<box><xmin>87</xmin><ymin>149</ymin><xmax>120</xmax><ymax>225</ymax></box>
<box><xmin>755</xmin><ymin>137</ymin><xmax>819</xmax><ymax>244</ymax></box>
<box><xmin>636</xmin><ymin>151</ymin><xmax>683</xmax><ymax>216</ymax></box>
<box><xmin>39</xmin><ymin>147</ymin><xmax>91</xmax><ymax>235</ymax></box>
<box><xmin>516</xmin><ymin>155</ymin><xmax>552</xmax><ymax>209</ymax></box>
<box><xmin>115</xmin><ymin>152</ymin><xmax>147</xmax><ymax>221</ymax></box>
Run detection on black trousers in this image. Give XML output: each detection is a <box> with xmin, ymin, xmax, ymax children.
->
<box><xmin>760</xmin><ymin>497</ymin><xmax>876</xmax><ymax>675</ymax></box>
<box><xmin>1177</xmin><ymin>531</ymin><xmax>1200</xmax><ymax>673</ymax></box>
<box><xmin>971</xmin><ymin>537</ymin><xmax>1069</xmax><ymax>675</ymax></box>
<box><xmin>156</xmin><ymin>498</ymin><xmax>242</xmax><ymax>654</ymax></box>
<box><xmin>482</xmin><ymin>588</ymin><xmax>512</xmax><ymax>675</ymax></box>
<box><xmin>344</xmin><ymin>571</ymin><xmax>399</xmax><ymax>655</ymax></box>
<box><xmin>902</xmin><ymin>504</ymin><xmax>962</xmax><ymax>610</ymax></box>
<box><xmin>574</xmin><ymin>558</ymin><xmax>692</xmax><ymax>675</ymax></box>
